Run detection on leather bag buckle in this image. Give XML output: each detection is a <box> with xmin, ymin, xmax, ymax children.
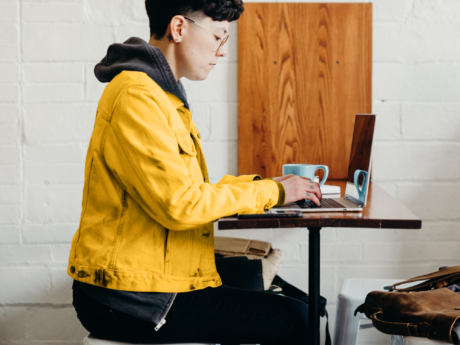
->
<box><xmin>407</xmin><ymin>324</ymin><xmax>419</xmax><ymax>336</ymax></box>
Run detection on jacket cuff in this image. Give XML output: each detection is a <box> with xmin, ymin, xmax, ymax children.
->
<box><xmin>274</xmin><ymin>182</ymin><xmax>286</xmax><ymax>207</ymax></box>
<box><xmin>253</xmin><ymin>178</ymin><xmax>284</xmax><ymax>207</ymax></box>
<box><xmin>256</xmin><ymin>180</ymin><xmax>281</xmax><ymax>212</ymax></box>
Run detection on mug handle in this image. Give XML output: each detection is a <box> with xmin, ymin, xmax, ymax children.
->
<box><xmin>315</xmin><ymin>165</ymin><xmax>329</xmax><ymax>186</ymax></box>
<box><xmin>354</xmin><ymin>170</ymin><xmax>368</xmax><ymax>192</ymax></box>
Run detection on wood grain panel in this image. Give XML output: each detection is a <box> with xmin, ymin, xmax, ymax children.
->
<box><xmin>238</xmin><ymin>3</ymin><xmax>372</xmax><ymax>179</ymax></box>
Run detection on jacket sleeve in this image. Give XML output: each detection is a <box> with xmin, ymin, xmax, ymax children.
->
<box><xmin>216</xmin><ymin>175</ymin><xmax>286</xmax><ymax>206</ymax></box>
<box><xmin>103</xmin><ymin>85</ymin><xmax>281</xmax><ymax>231</ymax></box>
<box><xmin>216</xmin><ymin>175</ymin><xmax>262</xmax><ymax>184</ymax></box>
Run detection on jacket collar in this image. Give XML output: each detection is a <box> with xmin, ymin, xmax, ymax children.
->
<box><xmin>166</xmin><ymin>92</ymin><xmax>185</xmax><ymax>110</ymax></box>
<box><xmin>165</xmin><ymin>92</ymin><xmax>195</xmax><ymax>135</ymax></box>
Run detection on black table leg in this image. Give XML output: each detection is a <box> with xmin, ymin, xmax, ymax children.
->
<box><xmin>308</xmin><ymin>227</ymin><xmax>321</xmax><ymax>345</ymax></box>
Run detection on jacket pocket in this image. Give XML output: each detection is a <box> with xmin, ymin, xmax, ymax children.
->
<box><xmin>175</xmin><ymin>131</ymin><xmax>196</xmax><ymax>157</ymax></box>
<box><xmin>164</xmin><ymin>229</ymin><xmax>193</xmax><ymax>276</ymax></box>
<box><xmin>175</xmin><ymin>131</ymin><xmax>197</xmax><ymax>181</ymax></box>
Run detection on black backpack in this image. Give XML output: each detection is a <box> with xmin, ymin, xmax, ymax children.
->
<box><xmin>215</xmin><ymin>254</ymin><xmax>331</xmax><ymax>345</ymax></box>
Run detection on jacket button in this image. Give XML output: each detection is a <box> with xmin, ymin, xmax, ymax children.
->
<box><xmin>70</xmin><ymin>266</ymin><xmax>75</xmax><ymax>273</ymax></box>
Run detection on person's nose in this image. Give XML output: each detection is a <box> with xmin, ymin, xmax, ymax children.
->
<box><xmin>216</xmin><ymin>44</ymin><xmax>228</xmax><ymax>58</ymax></box>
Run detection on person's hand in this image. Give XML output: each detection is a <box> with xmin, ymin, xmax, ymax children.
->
<box><xmin>272</xmin><ymin>175</ymin><xmax>293</xmax><ymax>183</ymax></box>
<box><xmin>277</xmin><ymin>174</ymin><xmax>322</xmax><ymax>206</ymax></box>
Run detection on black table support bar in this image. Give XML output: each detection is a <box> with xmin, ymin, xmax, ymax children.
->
<box><xmin>308</xmin><ymin>227</ymin><xmax>321</xmax><ymax>345</ymax></box>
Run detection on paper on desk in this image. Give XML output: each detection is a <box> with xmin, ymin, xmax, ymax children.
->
<box><xmin>321</xmin><ymin>185</ymin><xmax>341</xmax><ymax>195</ymax></box>
<box><xmin>313</xmin><ymin>176</ymin><xmax>341</xmax><ymax>195</ymax></box>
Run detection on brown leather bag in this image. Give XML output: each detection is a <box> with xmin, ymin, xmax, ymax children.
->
<box><xmin>355</xmin><ymin>266</ymin><xmax>460</xmax><ymax>344</ymax></box>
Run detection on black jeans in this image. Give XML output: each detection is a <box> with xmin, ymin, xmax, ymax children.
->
<box><xmin>73</xmin><ymin>284</ymin><xmax>308</xmax><ymax>344</ymax></box>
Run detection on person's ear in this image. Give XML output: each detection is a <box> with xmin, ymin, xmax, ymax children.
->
<box><xmin>169</xmin><ymin>15</ymin><xmax>186</xmax><ymax>43</ymax></box>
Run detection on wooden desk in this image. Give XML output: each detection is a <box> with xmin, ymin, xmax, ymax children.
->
<box><xmin>218</xmin><ymin>181</ymin><xmax>422</xmax><ymax>345</ymax></box>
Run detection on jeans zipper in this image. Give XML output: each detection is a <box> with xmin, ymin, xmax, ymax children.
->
<box><xmin>154</xmin><ymin>293</ymin><xmax>177</xmax><ymax>331</ymax></box>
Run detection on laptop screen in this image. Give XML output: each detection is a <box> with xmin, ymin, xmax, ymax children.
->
<box><xmin>344</xmin><ymin>114</ymin><xmax>376</xmax><ymax>206</ymax></box>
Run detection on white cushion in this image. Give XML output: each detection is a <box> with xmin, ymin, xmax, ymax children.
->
<box><xmin>391</xmin><ymin>335</ymin><xmax>450</xmax><ymax>344</ymax></box>
<box><xmin>83</xmin><ymin>335</ymin><xmax>136</xmax><ymax>345</ymax></box>
<box><xmin>83</xmin><ymin>334</ymin><xmax>214</xmax><ymax>345</ymax></box>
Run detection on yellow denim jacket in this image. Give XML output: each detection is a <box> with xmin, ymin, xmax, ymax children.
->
<box><xmin>67</xmin><ymin>71</ymin><xmax>282</xmax><ymax>293</ymax></box>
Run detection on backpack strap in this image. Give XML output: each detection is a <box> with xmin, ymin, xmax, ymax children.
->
<box><xmin>323</xmin><ymin>309</ymin><xmax>332</xmax><ymax>345</ymax></box>
<box><xmin>272</xmin><ymin>275</ymin><xmax>331</xmax><ymax>345</ymax></box>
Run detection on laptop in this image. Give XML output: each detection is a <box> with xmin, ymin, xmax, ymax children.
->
<box><xmin>272</xmin><ymin>114</ymin><xmax>376</xmax><ymax>213</ymax></box>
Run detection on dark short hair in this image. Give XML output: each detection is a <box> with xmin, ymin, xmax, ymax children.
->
<box><xmin>145</xmin><ymin>0</ymin><xmax>244</xmax><ymax>39</ymax></box>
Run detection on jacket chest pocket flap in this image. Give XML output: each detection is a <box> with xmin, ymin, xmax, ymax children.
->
<box><xmin>175</xmin><ymin>131</ymin><xmax>196</xmax><ymax>157</ymax></box>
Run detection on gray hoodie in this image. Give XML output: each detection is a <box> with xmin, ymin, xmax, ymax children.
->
<box><xmin>94</xmin><ymin>36</ymin><xmax>189</xmax><ymax>109</ymax></box>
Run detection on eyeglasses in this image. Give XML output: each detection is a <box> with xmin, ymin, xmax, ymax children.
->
<box><xmin>184</xmin><ymin>17</ymin><xmax>229</xmax><ymax>53</ymax></box>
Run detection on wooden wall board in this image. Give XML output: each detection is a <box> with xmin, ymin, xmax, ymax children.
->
<box><xmin>238</xmin><ymin>3</ymin><xmax>372</xmax><ymax>179</ymax></box>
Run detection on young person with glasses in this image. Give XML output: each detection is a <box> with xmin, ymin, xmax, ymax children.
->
<box><xmin>70</xmin><ymin>1</ymin><xmax>321</xmax><ymax>344</ymax></box>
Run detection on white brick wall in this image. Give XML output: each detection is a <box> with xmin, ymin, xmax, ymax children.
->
<box><xmin>0</xmin><ymin>0</ymin><xmax>458</xmax><ymax>344</ymax></box>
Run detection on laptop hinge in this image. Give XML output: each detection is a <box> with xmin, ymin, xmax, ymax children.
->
<box><xmin>344</xmin><ymin>194</ymin><xmax>364</xmax><ymax>208</ymax></box>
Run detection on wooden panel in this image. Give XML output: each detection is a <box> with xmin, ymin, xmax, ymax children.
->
<box><xmin>218</xmin><ymin>181</ymin><xmax>422</xmax><ymax>230</ymax></box>
<box><xmin>238</xmin><ymin>3</ymin><xmax>372</xmax><ymax>179</ymax></box>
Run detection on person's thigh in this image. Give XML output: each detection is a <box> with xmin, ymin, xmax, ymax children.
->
<box><xmin>73</xmin><ymin>286</ymin><xmax>125</xmax><ymax>341</ymax></box>
<box><xmin>165</xmin><ymin>285</ymin><xmax>309</xmax><ymax>345</ymax></box>
<box><xmin>88</xmin><ymin>285</ymin><xmax>309</xmax><ymax>344</ymax></box>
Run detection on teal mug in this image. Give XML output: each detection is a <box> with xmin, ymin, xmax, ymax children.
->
<box><xmin>353</xmin><ymin>169</ymin><xmax>368</xmax><ymax>202</ymax></box>
<box><xmin>282</xmin><ymin>164</ymin><xmax>329</xmax><ymax>186</ymax></box>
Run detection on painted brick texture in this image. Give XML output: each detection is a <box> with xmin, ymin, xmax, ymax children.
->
<box><xmin>0</xmin><ymin>0</ymin><xmax>459</xmax><ymax>344</ymax></box>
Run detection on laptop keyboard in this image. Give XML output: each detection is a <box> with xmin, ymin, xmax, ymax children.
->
<box><xmin>295</xmin><ymin>198</ymin><xmax>348</xmax><ymax>209</ymax></box>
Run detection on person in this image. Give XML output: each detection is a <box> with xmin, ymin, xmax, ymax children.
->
<box><xmin>70</xmin><ymin>0</ymin><xmax>322</xmax><ymax>344</ymax></box>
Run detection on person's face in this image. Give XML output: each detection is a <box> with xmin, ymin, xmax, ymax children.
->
<box><xmin>175</xmin><ymin>16</ymin><xmax>229</xmax><ymax>81</ymax></box>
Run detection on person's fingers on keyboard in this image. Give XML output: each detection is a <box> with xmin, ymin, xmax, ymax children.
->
<box><xmin>297</xmin><ymin>176</ymin><xmax>322</xmax><ymax>200</ymax></box>
<box><xmin>305</xmin><ymin>191</ymin><xmax>321</xmax><ymax>206</ymax></box>
<box><xmin>313</xmin><ymin>182</ymin><xmax>322</xmax><ymax>201</ymax></box>
<box><xmin>281</xmin><ymin>176</ymin><xmax>314</xmax><ymax>204</ymax></box>
<box><xmin>298</xmin><ymin>177</ymin><xmax>321</xmax><ymax>204</ymax></box>
<box><xmin>305</xmin><ymin>180</ymin><xmax>322</xmax><ymax>202</ymax></box>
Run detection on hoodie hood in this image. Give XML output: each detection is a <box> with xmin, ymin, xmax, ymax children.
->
<box><xmin>94</xmin><ymin>37</ymin><xmax>189</xmax><ymax>109</ymax></box>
